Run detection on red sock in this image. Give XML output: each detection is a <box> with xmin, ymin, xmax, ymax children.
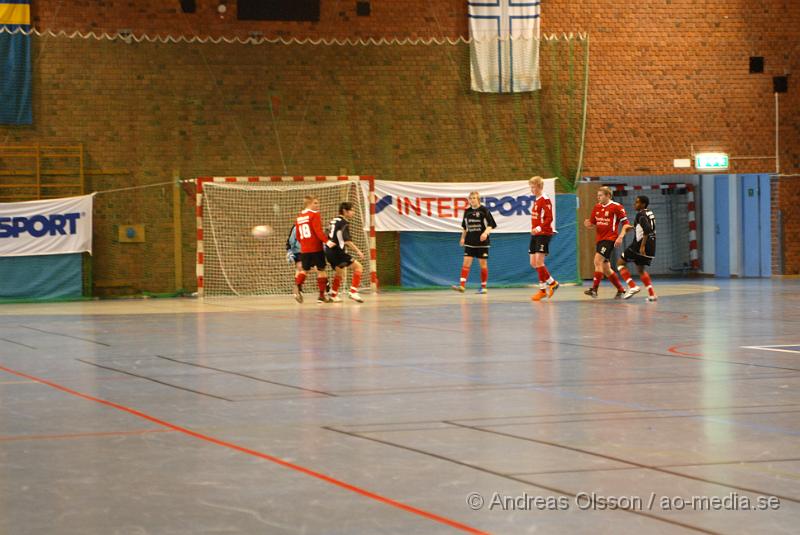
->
<box><xmin>459</xmin><ymin>266</ymin><xmax>470</xmax><ymax>287</ymax></box>
<box><xmin>317</xmin><ymin>276</ymin><xmax>327</xmax><ymax>297</ymax></box>
<box><xmin>480</xmin><ymin>267</ymin><xmax>488</xmax><ymax>287</ymax></box>
<box><xmin>332</xmin><ymin>275</ymin><xmax>341</xmax><ymax>295</ymax></box>
<box><xmin>351</xmin><ymin>271</ymin><xmax>362</xmax><ymax>292</ymax></box>
<box><xmin>641</xmin><ymin>272</ymin><xmax>655</xmax><ymax>296</ymax></box>
<box><xmin>295</xmin><ymin>272</ymin><xmax>306</xmax><ymax>286</ymax></box>
<box><xmin>618</xmin><ymin>266</ymin><xmax>636</xmax><ymax>288</ymax></box>
<box><xmin>607</xmin><ymin>272</ymin><xmax>625</xmax><ymax>292</ymax></box>
<box><xmin>536</xmin><ymin>266</ymin><xmax>547</xmax><ymax>282</ymax></box>
<box><xmin>592</xmin><ymin>272</ymin><xmax>602</xmax><ymax>290</ymax></box>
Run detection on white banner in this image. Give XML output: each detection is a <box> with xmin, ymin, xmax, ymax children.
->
<box><xmin>0</xmin><ymin>194</ymin><xmax>94</xmax><ymax>257</ymax></box>
<box><xmin>469</xmin><ymin>1</ymin><xmax>541</xmax><ymax>93</ymax></box>
<box><xmin>364</xmin><ymin>179</ymin><xmax>555</xmax><ymax>233</ymax></box>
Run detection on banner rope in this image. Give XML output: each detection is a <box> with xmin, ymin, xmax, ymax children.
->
<box><xmin>0</xmin><ymin>26</ymin><xmax>587</xmax><ymax>46</ymax></box>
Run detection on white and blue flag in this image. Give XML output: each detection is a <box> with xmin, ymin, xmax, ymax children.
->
<box><xmin>469</xmin><ymin>0</ymin><xmax>541</xmax><ymax>93</ymax></box>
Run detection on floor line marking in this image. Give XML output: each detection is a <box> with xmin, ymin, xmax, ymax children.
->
<box><xmin>0</xmin><ymin>363</ymin><xmax>487</xmax><ymax>535</ymax></box>
<box><xmin>153</xmin><ymin>354</ymin><xmax>337</xmax><ymax>397</ymax></box>
<box><xmin>324</xmin><ymin>426</ymin><xmax>717</xmax><ymax>534</ymax></box>
<box><xmin>0</xmin><ymin>428</ymin><xmax>172</xmax><ymax>442</ymax></box>
<box><xmin>18</xmin><ymin>325</ymin><xmax>111</xmax><ymax>347</ymax></box>
<box><xmin>742</xmin><ymin>345</ymin><xmax>800</xmax><ymax>355</ymax></box>
<box><xmin>446</xmin><ymin>421</ymin><xmax>800</xmax><ymax>504</ymax></box>
<box><xmin>77</xmin><ymin>359</ymin><xmax>233</xmax><ymax>401</ymax></box>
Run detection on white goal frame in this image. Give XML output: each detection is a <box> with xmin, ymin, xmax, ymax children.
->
<box><xmin>195</xmin><ymin>175</ymin><xmax>378</xmax><ymax>297</ymax></box>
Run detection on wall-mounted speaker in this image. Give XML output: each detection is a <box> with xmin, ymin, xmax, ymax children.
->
<box><xmin>356</xmin><ymin>1</ymin><xmax>371</xmax><ymax>16</ymax></box>
<box><xmin>749</xmin><ymin>56</ymin><xmax>764</xmax><ymax>73</ymax></box>
<box><xmin>179</xmin><ymin>0</ymin><xmax>196</xmax><ymax>13</ymax></box>
<box><xmin>773</xmin><ymin>75</ymin><xmax>788</xmax><ymax>93</ymax></box>
<box><xmin>238</xmin><ymin>0</ymin><xmax>320</xmax><ymax>21</ymax></box>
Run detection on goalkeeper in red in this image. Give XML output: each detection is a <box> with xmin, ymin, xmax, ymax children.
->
<box><xmin>294</xmin><ymin>195</ymin><xmax>332</xmax><ymax>304</ymax></box>
<box><xmin>529</xmin><ymin>176</ymin><xmax>559</xmax><ymax>301</ymax></box>
<box><xmin>583</xmin><ymin>186</ymin><xmax>630</xmax><ymax>298</ymax></box>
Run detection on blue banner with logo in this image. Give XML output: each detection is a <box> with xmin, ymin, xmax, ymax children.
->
<box><xmin>0</xmin><ymin>0</ymin><xmax>32</xmax><ymax>124</ymax></box>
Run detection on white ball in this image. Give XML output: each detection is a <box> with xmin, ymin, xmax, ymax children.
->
<box><xmin>251</xmin><ymin>224</ymin><xmax>273</xmax><ymax>239</ymax></box>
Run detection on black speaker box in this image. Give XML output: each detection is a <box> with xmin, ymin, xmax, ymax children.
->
<box><xmin>180</xmin><ymin>0</ymin><xmax>196</xmax><ymax>14</ymax></box>
<box><xmin>749</xmin><ymin>56</ymin><xmax>764</xmax><ymax>73</ymax></box>
<box><xmin>773</xmin><ymin>76</ymin><xmax>788</xmax><ymax>94</ymax></box>
<box><xmin>357</xmin><ymin>1</ymin><xmax>371</xmax><ymax>16</ymax></box>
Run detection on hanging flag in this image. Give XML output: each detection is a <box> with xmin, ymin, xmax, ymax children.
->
<box><xmin>0</xmin><ymin>0</ymin><xmax>32</xmax><ymax>124</ymax></box>
<box><xmin>469</xmin><ymin>1</ymin><xmax>541</xmax><ymax>93</ymax></box>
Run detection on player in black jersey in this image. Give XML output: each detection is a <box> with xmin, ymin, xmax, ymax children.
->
<box><xmin>452</xmin><ymin>191</ymin><xmax>497</xmax><ymax>294</ymax></box>
<box><xmin>617</xmin><ymin>195</ymin><xmax>658</xmax><ymax>301</ymax></box>
<box><xmin>324</xmin><ymin>202</ymin><xmax>366</xmax><ymax>303</ymax></box>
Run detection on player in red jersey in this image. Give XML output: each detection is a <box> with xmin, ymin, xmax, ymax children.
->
<box><xmin>294</xmin><ymin>195</ymin><xmax>333</xmax><ymax>304</ymax></box>
<box><xmin>583</xmin><ymin>186</ymin><xmax>631</xmax><ymax>298</ymax></box>
<box><xmin>528</xmin><ymin>176</ymin><xmax>559</xmax><ymax>301</ymax></box>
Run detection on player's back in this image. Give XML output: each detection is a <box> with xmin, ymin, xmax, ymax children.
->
<box><xmin>295</xmin><ymin>209</ymin><xmax>324</xmax><ymax>253</ymax></box>
<box><xmin>327</xmin><ymin>216</ymin><xmax>350</xmax><ymax>250</ymax></box>
<box><xmin>634</xmin><ymin>209</ymin><xmax>656</xmax><ymax>242</ymax></box>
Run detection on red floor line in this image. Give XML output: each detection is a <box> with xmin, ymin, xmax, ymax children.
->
<box><xmin>0</xmin><ymin>428</ymin><xmax>172</xmax><ymax>442</ymax></box>
<box><xmin>0</xmin><ymin>363</ymin><xmax>487</xmax><ymax>535</ymax></box>
<box><xmin>668</xmin><ymin>343</ymin><xmax>703</xmax><ymax>357</ymax></box>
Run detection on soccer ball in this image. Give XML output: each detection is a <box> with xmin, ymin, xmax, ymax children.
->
<box><xmin>251</xmin><ymin>225</ymin><xmax>273</xmax><ymax>239</ymax></box>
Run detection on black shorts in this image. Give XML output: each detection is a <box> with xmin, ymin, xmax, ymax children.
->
<box><xmin>291</xmin><ymin>253</ymin><xmax>301</xmax><ymax>263</ymax></box>
<box><xmin>300</xmin><ymin>251</ymin><xmax>327</xmax><ymax>271</ymax></box>
<box><xmin>621</xmin><ymin>242</ymin><xmax>655</xmax><ymax>267</ymax></box>
<box><xmin>595</xmin><ymin>240</ymin><xmax>615</xmax><ymax>261</ymax></box>
<box><xmin>325</xmin><ymin>247</ymin><xmax>354</xmax><ymax>268</ymax></box>
<box><xmin>529</xmin><ymin>235</ymin><xmax>551</xmax><ymax>255</ymax></box>
<box><xmin>464</xmin><ymin>246</ymin><xmax>489</xmax><ymax>259</ymax></box>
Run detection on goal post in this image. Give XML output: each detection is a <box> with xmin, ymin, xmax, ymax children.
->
<box><xmin>608</xmin><ymin>183</ymin><xmax>700</xmax><ymax>274</ymax></box>
<box><xmin>196</xmin><ymin>176</ymin><xmax>377</xmax><ymax>298</ymax></box>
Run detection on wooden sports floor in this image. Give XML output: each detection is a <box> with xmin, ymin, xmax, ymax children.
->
<box><xmin>0</xmin><ymin>279</ymin><xmax>798</xmax><ymax>534</ymax></box>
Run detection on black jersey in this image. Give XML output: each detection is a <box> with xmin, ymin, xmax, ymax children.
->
<box><xmin>632</xmin><ymin>209</ymin><xmax>656</xmax><ymax>247</ymax></box>
<box><xmin>327</xmin><ymin>216</ymin><xmax>352</xmax><ymax>250</ymax></box>
<box><xmin>461</xmin><ymin>206</ymin><xmax>497</xmax><ymax>248</ymax></box>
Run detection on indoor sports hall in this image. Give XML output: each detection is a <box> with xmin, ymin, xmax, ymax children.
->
<box><xmin>0</xmin><ymin>2</ymin><xmax>798</xmax><ymax>534</ymax></box>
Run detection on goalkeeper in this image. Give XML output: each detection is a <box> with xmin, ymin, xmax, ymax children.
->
<box><xmin>286</xmin><ymin>224</ymin><xmax>303</xmax><ymax>294</ymax></box>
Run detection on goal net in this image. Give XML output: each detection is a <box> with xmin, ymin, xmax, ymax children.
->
<box><xmin>610</xmin><ymin>184</ymin><xmax>699</xmax><ymax>275</ymax></box>
<box><xmin>198</xmin><ymin>177</ymin><xmax>374</xmax><ymax>297</ymax></box>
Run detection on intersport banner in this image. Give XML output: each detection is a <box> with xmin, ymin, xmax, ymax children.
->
<box><xmin>366</xmin><ymin>179</ymin><xmax>556</xmax><ymax>233</ymax></box>
<box><xmin>0</xmin><ymin>194</ymin><xmax>94</xmax><ymax>257</ymax></box>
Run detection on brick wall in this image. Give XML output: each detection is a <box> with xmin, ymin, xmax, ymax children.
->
<box><xmin>1</xmin><ymin>0</ymin><xmax>797</xmax><ymax>292</ymax></box>
<box><xmin>28</xmin><ymin>0</ymin><xmax>799</xmax><ymax>176</ymax></box>
<box><xmin>775</xmin><ymin>177</ymin><xmax>800</xmax><ymax>275</ymax></box>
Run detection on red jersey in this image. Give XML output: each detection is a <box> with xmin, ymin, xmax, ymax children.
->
<box><xmin>590</xmin><ymin>201</ymin><xmax>629</xmax><ymax>243</ymax></box>
<box><xmin>531</xmin><ymin>194</ymin><xmax>555</xmax><ymax>235</ymax></box>
<box><xmin>295</xmin><ymin>209</ymin><xmax>329</xmax><ymax>253</ymax></box>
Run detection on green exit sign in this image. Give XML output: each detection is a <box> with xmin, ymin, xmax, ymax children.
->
<box><xmin>695</xmin><ymin>152</ymin><xmax>729</xmax><ymax>171</ymax></box>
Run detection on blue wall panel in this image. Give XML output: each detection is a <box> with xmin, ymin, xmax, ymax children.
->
<box><xmin>0</xmin><ymin>253</ymin><xmax>83</xmax><ymax>301</ymax></box>
<box><xmin>714</xmin><ymin>175</ymin><xmax>730</xmax><ymax>278</ymax></box>
<box><xmin>400</xmin><ymin>195</ymin><xmax>578</xmax><ymax>288</ymax></box>
<box><xmin>759</xmin><ymin>175</ymin><xmax>772</xmax><ymax>277</ymax></box>
<box><xmin>741</xmin><ymin>174</ymin><xmax>761</xmax><ymax>277</ymax></box>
